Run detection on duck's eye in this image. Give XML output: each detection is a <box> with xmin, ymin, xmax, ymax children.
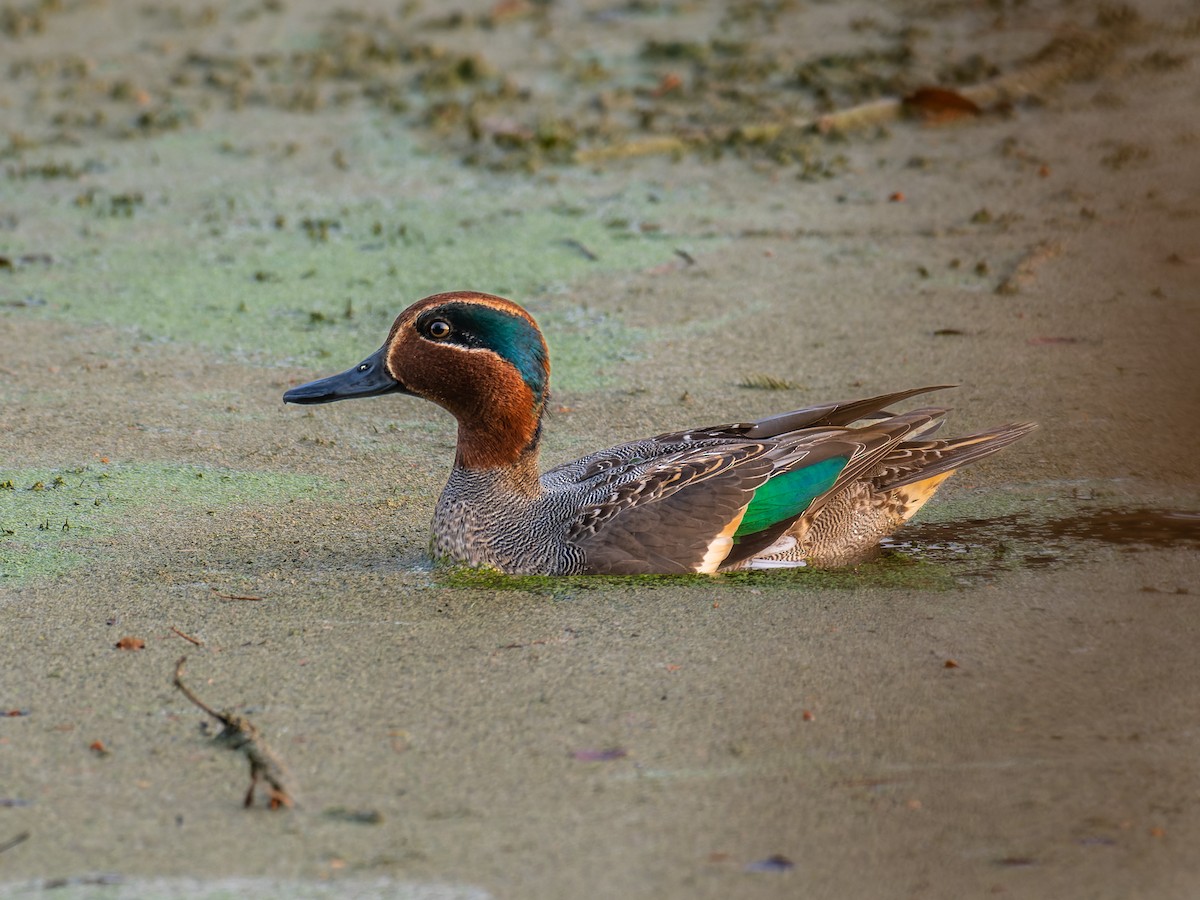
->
<box><xmin>427</xmin><ymin>319</ymin><xmax>452</xmax><ymax>339</ymax></box>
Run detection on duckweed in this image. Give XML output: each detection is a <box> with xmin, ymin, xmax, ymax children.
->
<box><xmin>436</xmin><ymin>553</ymin><xmax>958</xmax><ymax>594</ymax></box>
<box><xmin>6</xmin><ymin>132</ymin><xmax>710</xmax><ymax>388</ymax></box>
<box><xmin>0</xmin><ymin>463</ymin><xmax>325</xmax><ymax>580</ymax></box>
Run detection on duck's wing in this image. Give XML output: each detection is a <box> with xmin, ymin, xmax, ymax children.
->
<box><xmin>660</xmin><ymin>385</ymin><xmax>956</xmax><ymax>443</ymax></box>
<box><xmin>540</xmin><ymin>386</ymin><xmax>955</xmax><ymax>490</ymax></box>
<box><xmin>717</xmin><ymin>409</ymin><xmax>949</xmax><ymax>569</ymax></box>
<box><xmin>543</xmin><ymin>388</ymin><xmax>1025</xmax><ymax>575</ymax></box>
<box><xmin>538</xmin><ymin>390</ymin><xmax>951</xmax><ymax>574</ymax></box>
<box><xmin>562</xmin><ymin>441</ymin><xmax>776</xmax><ymax>575</ymax></box>
<box><xmin>557</xmin><ymin>421</ymin><xmax>907</xmax><ymax>575</ymax></box>
<box><xmin>747</xmin><ymin>419</ymin><xmax>1039</xmax><ymax>569</ymax></box>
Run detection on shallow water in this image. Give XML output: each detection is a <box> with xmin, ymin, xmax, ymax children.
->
<box><xmin>2</xmin><ymin>1</ymin><xmax>1199</xmax><ymax>898</ymax></box>
<box><xmin>886</xmin><ymin>506</ymin><xmax>1200</xmax><ymax>582</ymax></box>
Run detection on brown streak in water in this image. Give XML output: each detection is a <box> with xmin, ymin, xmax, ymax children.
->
<box><xmin>887</xmin><ymin>507</ymin><xmax>1199</xmax><ymax>578</ymax></box>
<box><xmin>904</xmin><ymin>508</ymin><xmax>1199</xmax><ymax>549</ymax></box>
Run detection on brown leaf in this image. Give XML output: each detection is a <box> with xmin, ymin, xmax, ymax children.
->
<box><xmin>903</xmin><ymin>87</ymin><xmax>982</xmax><ymax>123</ymax></box>
<box><xmin>652</xmin><ymin>73</ymin><xmax>683</xmax><ymax>97</ymax></box>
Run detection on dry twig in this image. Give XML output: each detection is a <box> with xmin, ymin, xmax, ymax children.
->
<box><xmin>170</xmin><ymin>625</ymin><xmax>204</xmax><ymax>646</ymax></box>
<box><xmin>0</xmin><ymin>831</ymin><xmax>30</xmax><ymax>855</ymax></box>
<box><xmin>210</xmin><ymin>587</ymin><xmax>263</xmax><ymax>602</ymax></box>
<box><xmin>172</xmin><ymin>656</ymin><xmax>295</xmax><ymax>810</ymax></box>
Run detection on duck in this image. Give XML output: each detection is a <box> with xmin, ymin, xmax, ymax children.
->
<box><xmin>284</xmin><ymin>291</ymin><xmax>1035</xmax><ymax>575</ymax></box>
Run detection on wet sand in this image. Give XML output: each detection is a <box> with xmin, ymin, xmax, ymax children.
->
<box><xmin>2</xmin><ymin>1</ymin><xmax>1199</xmax><ymax>897</ymax></box>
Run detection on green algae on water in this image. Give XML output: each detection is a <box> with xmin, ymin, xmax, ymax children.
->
<box><xmin>3</xmin><ymin>131</ymin><xmax>717</xmax><ymax>389</ymax></box>
<box><xmin>0</xmin><ymin>462</ymin><xmax>325</xmax><ymax>581</ymax></box>
<box><xmin>436</xmin><ymin>552</ymin><xmax>957</xmax><ymax>595</ymax></box>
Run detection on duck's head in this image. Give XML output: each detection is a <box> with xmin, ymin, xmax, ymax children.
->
<box><xmin>284</xmin><ymin>291</ymin><xmax>550</xmax><ymax>469</ymax></box>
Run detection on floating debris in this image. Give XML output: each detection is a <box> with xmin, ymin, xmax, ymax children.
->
<box><xmin>745</xmin><ymin>854</ymin><xmax>795</xmax><ymax>873</ymax></box>
<box><xmin>996</xmin><ymin>240</ymin><xmax>1063</xmax><ymax>295</ymax></box>
<box><xmin>571</xmin><ymin>747</ymin><xmax>628</xmax><ymax>762</ymax></box>
<box><xmin>173</xmin><ymin>657</ymin><xmax>296</xmax><ymax>810</ymax></box>
<box><xmin>323</xmin><ymin>807</ymin><xmax>385</xmax><ymax>825</ymax></box>
<box><xmin>739</xmin><ymin>374</ymin><xmax>801</xmax><ymax>391</ymax></box>
<box><xmin>0</xmin><ymin>832</ymin><xmax>30</xmax><ymax>856</ymax></box>
<box><xmin>902</xmin><ymin>87</ymin><xmax>981</xmax><ymax>123</ymax></box>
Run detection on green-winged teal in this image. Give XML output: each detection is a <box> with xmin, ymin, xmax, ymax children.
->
<box><xmin>284</xmin><ymin>291</ymin><xmax>1035</xmax><ymax>574</ymax></box>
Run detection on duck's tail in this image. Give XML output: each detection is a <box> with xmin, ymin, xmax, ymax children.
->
<box><xmin>881</xmin><ymin>421</ymin><xmax>1038</xmax><ymax>493</ymax></box>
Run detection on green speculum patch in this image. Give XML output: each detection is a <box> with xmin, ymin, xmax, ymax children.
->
<box><xmin>0</xmin><ymin>463</ymin><xmax>324</xmax><ymax>581</ymax></box>
<box><xmin>734</xmin><ymin>456</ymin><xmax>846</xmax><ymax>539</ymax></box>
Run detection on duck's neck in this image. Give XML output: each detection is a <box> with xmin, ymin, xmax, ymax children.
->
<box><xmin>452</xmin><ymin>403</ymin><xmax>544</xmax><ymax>496</ymax></box>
